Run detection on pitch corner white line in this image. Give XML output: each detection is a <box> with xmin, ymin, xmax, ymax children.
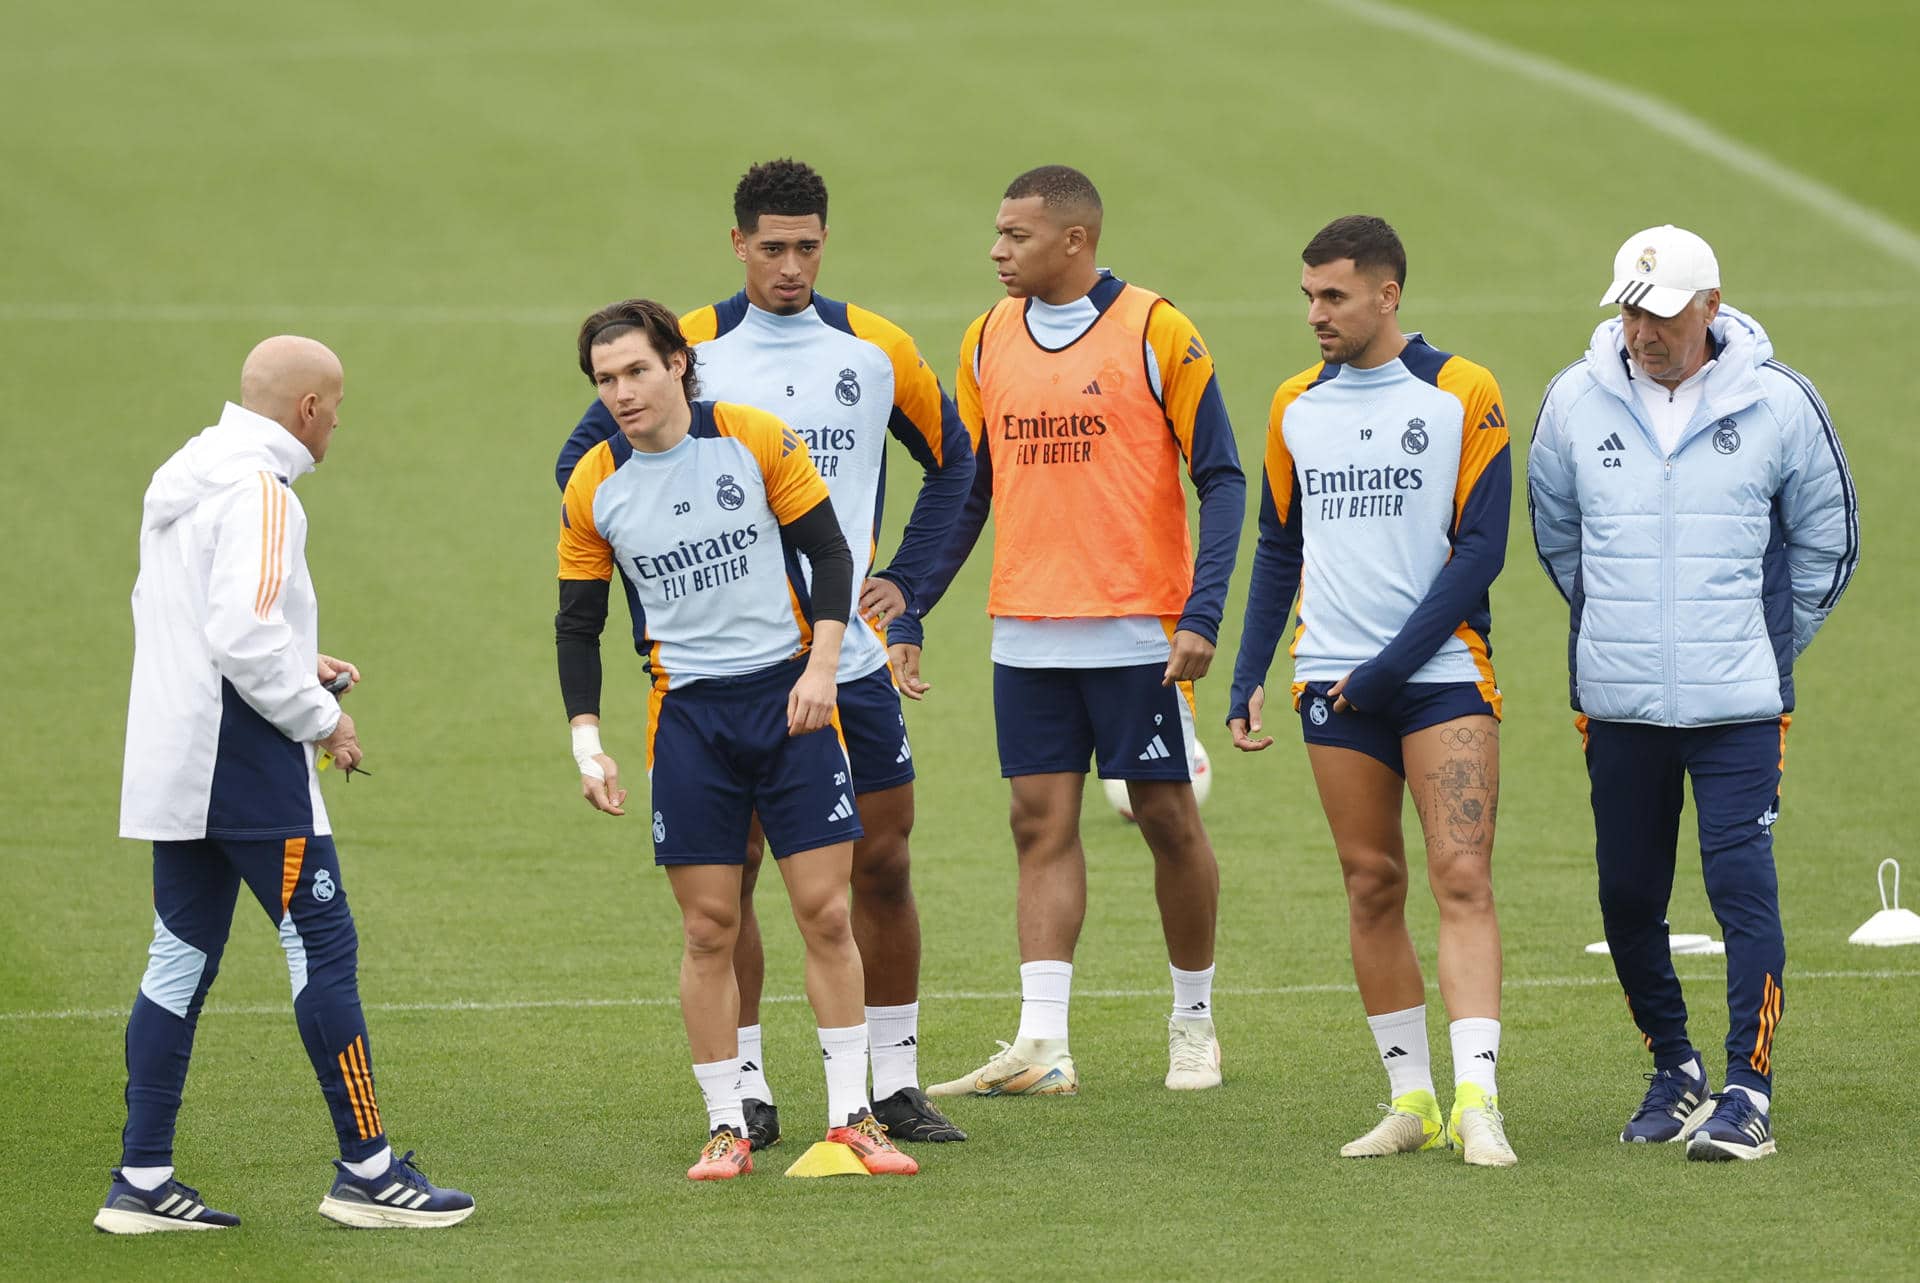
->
<box><xmin>1335</xmin><ymin>0</ymin><xmax>1920</xmax><ymax>275</ymax></box>
<box><xmin>3</xmin><ymin>967</ymin><xmax>1914</xmax><ymax>1022</ymax></box>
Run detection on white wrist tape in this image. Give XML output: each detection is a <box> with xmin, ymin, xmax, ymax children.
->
<box><xmin>571</xmin><ymin>723</ymin><xmax>606</xmax><ymax>780</ymax></box>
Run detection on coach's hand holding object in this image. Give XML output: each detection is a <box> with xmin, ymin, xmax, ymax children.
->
<box><xmin>1161</xmin><ymin>628</ymin><xmax>1215</xmax><ymax>686</ymax></box>
<box><xmin>319</xmin><ymin>709</ymin><xmax>362</xmax><ymax>774</ymax></box>
<box><xmin>1229</xmin><ymin>684</ymin><xmax>1274</xmax><ymax>753</ymax></box>
<box><xmin>318</xmin><ymin>653</ymin><xmax>360</xmax><ymax>694</ymax></box>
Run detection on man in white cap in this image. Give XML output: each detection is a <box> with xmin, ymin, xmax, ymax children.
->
<box><xmin>1528</xmin><ymin>226</ymin><xmax>1859</xmax><ymax>1161</ymax></box>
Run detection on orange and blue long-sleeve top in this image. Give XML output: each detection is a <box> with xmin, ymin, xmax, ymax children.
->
<box><xmin>1228</xmin><ymin>335</ymin><xmax>1511</xmax><ymax>722</ymax></box>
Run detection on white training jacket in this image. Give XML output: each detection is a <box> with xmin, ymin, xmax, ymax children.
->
<box><xmin>120</xmin><ymin>402</ymin><xmax>339</xmax><ymax>841</ymax></box>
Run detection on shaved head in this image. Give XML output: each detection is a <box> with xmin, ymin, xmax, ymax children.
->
<box><xmin>241</xmin><ymin>335</ymin><xmax>345</xmax><ymax>461</ymax></box>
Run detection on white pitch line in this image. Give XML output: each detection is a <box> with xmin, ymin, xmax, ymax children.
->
<box><xmin>4</xmin><ymin>967</ymin><xmax>1913</xmax><ymax>1023</ymax></box>
<box><xmin>1337</xmin><ymin>0</ymin><xmax>1920</xmax><ymax>274</ymax></box>
<box><xmin>0</xmin><ymin>291</ymin><xmax>1916</xmax><ymax>329</ymax></box>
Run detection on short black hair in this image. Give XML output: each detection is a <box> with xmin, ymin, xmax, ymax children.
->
<box><xmin>577</xmin><ymin>298</ymin><xmax>700</xmax><ymax>399</ymax></box>
<box><xmin>1302</xmin><ymin>215</ymin><xmax>1407</xmax><ymax>288</ymax></box>
<box><xmin>1003</xmin><ymin>164</ymin><xmax>1102</xmax><ymax>215</ymax></box>
<box><xmin>733</xmin><ymin>158</ymin><xmax>828</xmax><ymax>233</ymax></box>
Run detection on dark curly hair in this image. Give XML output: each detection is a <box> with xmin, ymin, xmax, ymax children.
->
<box><xmin>733</xmin><ymin>158</ymin><xmax>828</xmax><ymax>232</ymax></box>
<box><xmin>577</xmin><ymin>298</ymin><xmax>700</xmax><ymax>400</ymax></box>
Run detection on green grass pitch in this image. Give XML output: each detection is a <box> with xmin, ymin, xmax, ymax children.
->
<box><xmin>3</xmin><ymin>2</ymin><xmax>1918</xmax><ymax>1278</ymax></box>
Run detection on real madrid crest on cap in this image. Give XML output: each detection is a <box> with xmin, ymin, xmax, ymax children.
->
<box><xmin>835</xmin><ymin>368</ymin><xmax>861</xmax><ymax>406</ymax></box>
<box><xmin>1636</xmin><ymin>247</ymin><xmax>1658</xmax><ymax>274</ymax></box>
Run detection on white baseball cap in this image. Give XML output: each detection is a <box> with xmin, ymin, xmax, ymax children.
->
<box><xmin>1599</xmin><ymin>225</ymin><xmax>1720</xmax><ymax>317</ymax></box>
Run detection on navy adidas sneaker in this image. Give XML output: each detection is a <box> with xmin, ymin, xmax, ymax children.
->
<box><xmin>93</xmin><ymin>1171</ymin><xmax>240</xmax><ymax>1234</ymax></box>
<box><xmin>318</xmin><ymin>1150</ymin><xmax>475</xmax><ymax>1228</ymax></box>
<box><xmin>1686</xmin><ymin>1092</ymin><xmax>1776</xmax><ymax>1161</ymax></box>
<box><xmin>1621</xmin><ymin>1062</ymin><xmax>1713</xmax><ymax>1143</ymax></box>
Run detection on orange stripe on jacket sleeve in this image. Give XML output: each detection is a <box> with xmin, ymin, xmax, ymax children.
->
<box><xmin>849</xmin><ymin>304</ymin><xmax>947</xmax><ymax>465</ymax></box>
<box><xmin>955</xmin><ymin>312</ymin><xmax>990</xmax><ymax>451</ymax></box>
<box><xmin>1437</xmin><ymin>357</ymin><xmax>1511</xmax><ymax>532</ymax></box>
<box><xmin>254</xmin><ymin>473</ymin><xmax>289</xmax><ymax>620</ymax></box>
<box><xmin>1144</xmin><ymin>301</ymin><xmax>1216</xmax><ymax>461</ymax></box>
<box><xmin>714</xmin><ymin>403</ymin><xmax>830</xmax><ymax>524</ymax></box>
<box><xmin>558</xmin><ymin>439</ymin><xmax>617</xmax><ymax>581</ymax></box>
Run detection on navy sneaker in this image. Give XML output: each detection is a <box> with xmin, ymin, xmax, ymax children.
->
<box><xmin>93</xmin><ymin>1170</ymin><xmax>240</xmax><ymax>1234</ymax></box>
<box><xmin>1686</xmin><ymin>1092</ymin><xmax>1776</xmax><ymax>1161</ymax></box>
<box><xmin>1621</xmin><ymin>1062</ymin><xmax>1713</xmax><ymax>1143</ymax></box>
<box><xmin>318</xmin><ymin>1150</ymin><xmax>475</xmax><ymax>1228</ymax></box>
<box><xmin>743</xmin><ymin>1097</ymin><xmax>781</xmax><ymax>1150</ymax></box>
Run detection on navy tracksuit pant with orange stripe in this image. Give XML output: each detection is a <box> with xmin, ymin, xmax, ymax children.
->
<box><xmin>1584</xmin><ymin>718</ymin><xmax>1787</xmax><ymax>1096</ymax></box>
<box><xmin>121</xmin><ymin>835</ymin><xmax>387</xmax><ymax>1165</ymax></box>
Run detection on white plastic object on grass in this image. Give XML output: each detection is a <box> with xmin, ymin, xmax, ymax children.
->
<box><xmin>1103</xmin><ymin>739</ymin><xmax>1212</xmax><ymax>821</ymax></box>
<box><xmin>1584</xmin><ymin>933</ymin><xmax>1724</xmax><ymax>957</ymax></box>
<box><xmin>1849</xmin><ymin>859</ymin><xmax>1920</xmax><ymax>947</ymax></box>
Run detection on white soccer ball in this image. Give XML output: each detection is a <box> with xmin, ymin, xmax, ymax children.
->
<box><xmin>1103</xmin><ymin>739</ymin><xmax>1212</xmax><ymax>822</ymax></box>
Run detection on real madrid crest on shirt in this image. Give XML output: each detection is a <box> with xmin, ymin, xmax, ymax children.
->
<box><xmin>1401</xmin><ymin>418</ymin><xmax>1428</xmax><ymax>455</ymax></box>
<box><xmin>835</xmin><ymin>367</ymin><xmax>861</xmax><ymax>406</ymax></box>
<box><xmin>1713</xmin><ymin>417</ymin><xmax>1741</xmax><ymax>455</ymax></box>
<box><xmin>715</xmin><ymin>474</ymin><xmax>746</xmax><ymax>509</ymax></box>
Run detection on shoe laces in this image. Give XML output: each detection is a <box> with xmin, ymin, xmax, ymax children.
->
<box><xmin>1168</xmin><ymin>1024</ymin><xmax>1215</xmax><ymax>1073</ymax></box>
<box><xmin>980</xmin><ymin>1039</ymin><xmax>1023</xmax><ymax>1073</ymax></box>
<box><xmin>1703</xmin><ymin>1091</ymin><xmax>1759</xmax><ymax>1132</ymax></box>
<box><xmin>1632</xmin><ymin>1069</ymin><xmax>1700</xmax><ymax>1121</ymax></box>
<box><xmin>848</xmin><ymin>1115</ymin><xmax>898</xmax><ymax>1150</ymax></box>
<box><xmin>389</xmin><ymin>1150</ymin><xmax>429</xmax><ymax>1190</ymax></box>
<box><xmin>699</xmin><ymin>1131</ymin><xmax>741</xmax><ymax>1162</ymax></box>
<box><xmin>1467</xmin><ymin>1104</ymin><xmax>1511</xmax><ymax>1148</ymax></box>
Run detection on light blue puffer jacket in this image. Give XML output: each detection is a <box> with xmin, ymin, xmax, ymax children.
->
<box><xmin>1528</xmin><ymin>306</ymin><xmax>1858</xmax><ymax>726</ymax></box>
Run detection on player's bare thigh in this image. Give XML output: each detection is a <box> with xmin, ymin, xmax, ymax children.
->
<box><xmin>1401</xmin><ymin>716</ymin><xmax>1500</xmax><ymax>879</ymax></box>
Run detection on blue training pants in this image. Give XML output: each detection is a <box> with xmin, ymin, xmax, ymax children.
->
<box><xmin>1583</xmin><ymin>718</ymin><xmax>1788</xmax><ymax>1095</ymax></box>
<box><xmin>120</xmin><ymin>835</ymin><xmax>387</xmax><ymax>1165</ymax></box>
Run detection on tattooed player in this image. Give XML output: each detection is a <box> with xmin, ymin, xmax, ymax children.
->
<box><xmin>1227</xmin><ymin>216</ymin><xmax>1516</xmax><ymax>1167</ymax></box>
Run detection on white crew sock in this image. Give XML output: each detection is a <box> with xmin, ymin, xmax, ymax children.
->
<box><xmin>1731</xmin><ymin>1084</ymin><xmax>1770</xmax><ymax>1114</ymax></box>
<box><xmin>1450</xmin><ymin>1017</ymin><xmax>1501</xmax><ymax>1096</ymax></box>
<box><xmin>1677</xmin><ymin>1055</ymin><xmax>1702</xmax><ymax>1084</ymax></box>
<box><xmin>819</xmin><ymin>1024</ymin><xmax>871</xmax><ymax>1126</ymax></box>
<box><xmin>692</xmin><ymin>1057</ymin><xmax>747</xmax><ymax>1134</ymax></box>
<box><xmin>341</xmin><ymin>1145</ymin><xmax>393</xmax><ymax>1179</ymax></box>
<box><xmin>737</xmin><ymin>1024</ymin><xmax>773</xmax><ymax>1103</ymax></box>
<box><xmin>120</xmin><ymin>1165</ymin><xmax>172</xmax><ymax>1191</ymax></box>
<box><xmin>1170</xmin><ymin>963</ymin><xmax>1215</xmax><ymax>1023</ymax></box>
<box><xmin>1016</xmin><ymin>961</ymin><xmax>1073</xmax><ymax>1043</ymax></box>
<box><xmin>1366</xmin><ymin>1005</ymin><xmax>1434</xmax><ymax>1100</ymax></box>
<box><xmin>866</xmin><ymin>1003</ymin><xmax>920</xmax><ymax>1099</ymax></box>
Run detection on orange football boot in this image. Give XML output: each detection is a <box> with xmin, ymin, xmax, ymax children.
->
<box><xmin>824</xmin><ymin>1113</ymin><xmax>919</xmax><ymax>1175</ymax></box>
<box><xmin>687</xmin><ymin>1127</ymin><xmax>753</xmax><ymax>1181</ymax></box>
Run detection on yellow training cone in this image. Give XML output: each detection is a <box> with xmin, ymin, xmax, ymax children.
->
<box><xmin>784</xmin><ymin>1142</ymin><xmax>870</xmax><ymax>1178</ymax></box>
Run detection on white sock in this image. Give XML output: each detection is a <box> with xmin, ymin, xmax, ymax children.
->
<box><xmin>1676</xmin><ymin>1055</ymin><xmax>1702</xmax><ymax>1084</ymax></box>
<box><xmin>1450</xmin><ymin>1017</ymin><xmax>1501</xmax><ymax>1096</ymax></box>
<box><xmin>120</xmin><ymin>1165</ymin><xmax>172</xmax><ymax>1191</ymax></box>
<box><xmin>1170</xmin><ymin>963</ymin><xmax>1215</xmax><ymax>1023</ymax></box>
<box><xmin>819</xmin><ymin>1024</ymin><xmax>871</xmax><ymax>1126</ymax></box>
<box><xmin>341</xmin><ymin>1145</ymin><xmax>393</xmax><ymax>1179</ymax></box>
<box><xmin>1016</xmin><ymin>960</ymin><xmax>1073</xmax><ymax>1043</ymax></box>
<box><xmin>737</xmin><ymin>1024</ymin><xmax>773</xmax><ymax>1103</ymax></box>
<box><xmin>1366</xmin><ymin>1005</ymin><xmax>1434</xmax><ymax>1100</ymax></box>
<box><xmin>1731</xmin><ymin>1084</ymin><xmax>1770</xmax><ymax>1114</ymax></box>
<box><xmin>866</xmin><ymin>1003</ymin><xmax>919</xmax><ymax>1099</ymax></box>
<box><xmin>693</xmin><ymin>1057</ymin><xmax>747</xmax><ymax>1134</ymax></box>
